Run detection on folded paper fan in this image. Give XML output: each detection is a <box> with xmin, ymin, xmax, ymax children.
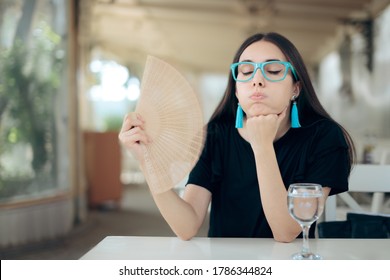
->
<box><xmin>135</xmin><ymin>56</ymin><xmax>205</xmax><ymax>194</ymax></box>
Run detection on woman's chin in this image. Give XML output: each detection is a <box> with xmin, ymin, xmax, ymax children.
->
<box><xmin>248</xmin><ymin>109</ymin><xmax>272</xmax><ymax>117</ymax></box>
<box><xmin>248</xmin><ymin>105</ymin><xmax>282</xmax><ymax>117</ymax></box>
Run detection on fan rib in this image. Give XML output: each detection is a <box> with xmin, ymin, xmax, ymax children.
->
<box><xmin>135</xmin><ymin>56</ymin><xmax>205</xmax><ymax>194</ymax></box>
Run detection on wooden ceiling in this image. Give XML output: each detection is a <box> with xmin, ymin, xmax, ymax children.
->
<box><xmin>85</xmin><ymin>0</ymin><xmax>390</xmax><ymax>74</ymax></box>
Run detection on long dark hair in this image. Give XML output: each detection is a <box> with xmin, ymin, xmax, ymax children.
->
<box><xmin>209</xmin><ymin>32</ymin><xmax>356</xmax><ymax>170</ymax></box>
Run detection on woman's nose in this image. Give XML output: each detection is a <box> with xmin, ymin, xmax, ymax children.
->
<box><xmin>252</xmin><ymin>68</ymin><xmax>265</xmax><ymax>86</ymax></box>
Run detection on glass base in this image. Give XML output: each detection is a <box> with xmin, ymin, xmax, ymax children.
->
<box><xmin>291</xmin><ymin>252</ymin><xmax>322</xmax><ymax>260</ymax></box>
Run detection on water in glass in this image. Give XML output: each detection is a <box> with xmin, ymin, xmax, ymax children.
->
<box><xmin>288</xmin><ymin>183</ymin><xmax>324</xmax><ymax>260</ymax></box>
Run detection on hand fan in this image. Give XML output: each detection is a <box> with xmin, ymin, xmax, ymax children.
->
<box><xmin>135</xmin><ymin>56</ymin><xmax>205</xmax><ymax>194</ymax></box>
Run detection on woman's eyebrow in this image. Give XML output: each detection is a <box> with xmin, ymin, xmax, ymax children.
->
<box><xmin>239</xmin><ymin>59</ymin><xmax>282</xmax><ymax>63</ymax></box>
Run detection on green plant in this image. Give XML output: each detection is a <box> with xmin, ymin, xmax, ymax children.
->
<box><xmin>103</xmin><ymin>115</ymin><xmax>123</xmax><ymax>132</ymax></box>
<box><xmin>0</xmin><ymin>21</ymin><xmax>63</xmax><ymax>179</ymax></box>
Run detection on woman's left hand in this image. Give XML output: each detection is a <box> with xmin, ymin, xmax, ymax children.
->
<box><xmin>246</xmin><ymin>107</ymin><xmax>287</xmax><ymax>150</ymax></box>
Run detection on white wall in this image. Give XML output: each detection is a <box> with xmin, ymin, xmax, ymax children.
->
<box><xmin>317</xmin><ymin>6</ymin><xmax>390</xmax><ymax>162</ymax></box>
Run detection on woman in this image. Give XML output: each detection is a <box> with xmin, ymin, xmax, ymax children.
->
<box><xmin>119</xmin><ymin>32</ymin><xmax>355</xmax><ymax>242</ymax></box>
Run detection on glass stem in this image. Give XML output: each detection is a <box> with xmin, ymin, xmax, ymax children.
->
<box><xmin>301</xmin><ymin>225</ymin><xmax>310</xmax><ymax>255</ymax></box>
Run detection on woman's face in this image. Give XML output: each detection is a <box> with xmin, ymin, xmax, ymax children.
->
<box><xmin>235</xmin><ymin>40</ymin><xmax>300</xmax><ymax>118</ymax></box>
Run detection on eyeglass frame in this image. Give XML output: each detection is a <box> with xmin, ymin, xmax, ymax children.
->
<box><xmin>230</xmin><ymin>60</ymin><xmax>298</xmax><ymax>82</ymax></box>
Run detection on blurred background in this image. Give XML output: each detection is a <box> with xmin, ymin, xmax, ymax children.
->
<box><xmin>1</xmin><ymin>0</ymin><xmax>390</xmax><ymax>259</ymax></box>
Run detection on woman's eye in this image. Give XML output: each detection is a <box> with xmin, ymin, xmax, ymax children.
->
<box><xmin>267</xmin><ymin>70</ymin><xmax>282</xmax><ymax>75</ymax></box>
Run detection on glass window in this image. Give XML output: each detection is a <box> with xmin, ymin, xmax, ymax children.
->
<box><xmin>0</xmin><ymin>0</ymin><xmax>70</xmax><ymax>202</ymax></box>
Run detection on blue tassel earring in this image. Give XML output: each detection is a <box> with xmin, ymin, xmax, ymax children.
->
<box><xmin>235</xmin><ymin>103</ymin><xmax>244</xmax><ymax>128</ymax></box>
<box><xmin>291</xmin><ymin>98</ymin><xmax>301</xmax><ymax>128</ymax></box>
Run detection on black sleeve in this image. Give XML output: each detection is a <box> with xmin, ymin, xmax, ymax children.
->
<box><xmin>305</xmin><ymin>121</ymin><xmax>350</xmax><ymax>196</ymax></box>
<box><xmin>186</xmin><ymin>123</ymin><xmax>219</xmax><ymax>192</ymax></box>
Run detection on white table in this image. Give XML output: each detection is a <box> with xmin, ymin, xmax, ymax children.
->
<box><xmin>80</xmin><ymin>236</ymin><xmax>390</xmax><ymax>260</ymax></box>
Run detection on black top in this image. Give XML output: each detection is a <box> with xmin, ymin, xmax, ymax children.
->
<box><xmin>187</xmin><ymin>119</ymin><xmax>349</xmax><ymax>238</ymax></box>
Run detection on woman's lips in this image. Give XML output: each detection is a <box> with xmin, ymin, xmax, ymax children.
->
<box><xmin>250</xmin><ymin>93</ymin><xmax>266</xmax><ymax>100</ymax></box>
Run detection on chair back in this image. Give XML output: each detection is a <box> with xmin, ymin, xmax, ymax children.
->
<box><xmin>320</xmin><ymin>164</ymin><xmax>390</xmax><ymax>238</ymax></box>
<box><xmin>324</xmin><ymin>164</ymin><xmax>390</xmax><ymax>221</ymax></box>
<box><xmin>349</xmin><ymin>164</ymin><xmax>390</xmax><ymax>192</ymax></box>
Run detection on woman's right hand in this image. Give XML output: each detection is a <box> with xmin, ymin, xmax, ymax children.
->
<box><xmin>118</xmin><ymin>112</ymin><xmax>151</xmax><ymax>164</ymax></box>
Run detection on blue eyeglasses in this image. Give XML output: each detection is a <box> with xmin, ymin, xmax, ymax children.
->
<box><xmin>230</xmin><ymin>61</ymin><xmax>298</xmax><ymax>82</ymax></box>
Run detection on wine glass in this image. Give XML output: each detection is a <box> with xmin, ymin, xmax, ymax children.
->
<box><xmin>287</xmin><ymin>183</ymin><xmax>324</xmax><ymax>260</ymax></box>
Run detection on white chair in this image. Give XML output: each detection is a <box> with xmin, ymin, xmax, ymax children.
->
<box><xmin>371</xmin><ymin>150</ymin><xmax>390</xmax><ymax>212</ymax></box>
<box><xmin>324</xmin><ymin>164</ymin><xmax>390</xmax><ymax>221</ymax></box>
